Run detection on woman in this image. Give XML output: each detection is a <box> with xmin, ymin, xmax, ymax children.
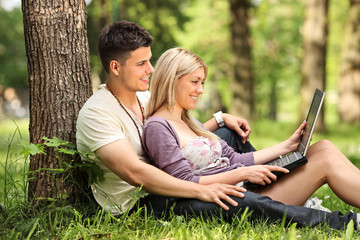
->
<box><xmin>142</xmin><ymin>47</ymin><xmax>360</xmax><ymax>212</ymax></box>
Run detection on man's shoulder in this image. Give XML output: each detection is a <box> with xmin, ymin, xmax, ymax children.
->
<box><xmin>79</xmin><ymin>88</ymin><xmax>113</xmax><ymax>116</ymax></box>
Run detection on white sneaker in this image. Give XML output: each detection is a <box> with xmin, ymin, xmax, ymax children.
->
<box><xmin>303</xmin><ymin>197</ymin><xmax>332</xmax><ymax>213</ymax></box>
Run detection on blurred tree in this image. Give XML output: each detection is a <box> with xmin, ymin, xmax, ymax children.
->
<box><xmin>300</xmin><ymin>0</ymin><xmax>328</xmax><ymax>130</ymax></box>
<box><xmin>229</xmin><ymin>0</ymin><xmax>254</xmax><ymax>120</ymax></box>
<box><xmin>175</xmin><ymin>0</ymin><xmax>232</xmax><ymax>121</ymax></box>
<box><xmin>252</xmin><ymin>0</ymin><xmax>304</xmax><ymax>121</ymax></box>
<box><xmin>338</xmin><ymin>0</ymin><xmax>360</xmax><ymax>124</ymax></box>
<box><xmin>0</xmin><ymin>7</ymin><xmax>27</xmax><ymax>89</ymax></box>
<box><xmin>22</xmin><ymin>0</ymin><xmax>92</xmax><ymax>204</ymax></box>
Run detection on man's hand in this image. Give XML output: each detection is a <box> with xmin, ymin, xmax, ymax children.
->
<box><xmin>222</xmin><ymin>113</ymin><xmax>251</xmax><ymax>143</ymax></box>
<box><xmin>197</xmin><ymin>183</ymin><xmax>247</xmax><ymax>210</ymax></box>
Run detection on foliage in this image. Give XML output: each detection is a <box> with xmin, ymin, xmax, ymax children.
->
<box><xmin>0</xmin><ymin>7</ymin><xmax>27</xmax><ymax>88</ymax></box>
<box><xmin>20</xmin><ymin>136</ymin><xmax>104</xmax><ymax>189</ymax></box>
<box><xmin>0</xmin><ymin>0</ymin><xmax>358</xmax><ymax>125</ymax></box>
<box><xmin>87</xmin><ymin>0</ymin><xmax>189</xmax><ymax>83</ymax></box>
<box><xmin>175</xmin><ymin>0</ymin><xmax>233</xmax><ymax>121</ymax></box>
<box><xmin>251</xmin><ymin>0</ymin><xmax>305</xmax><ymax>120</ymax></box>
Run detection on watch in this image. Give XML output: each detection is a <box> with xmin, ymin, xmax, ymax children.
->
<box><xmin>213</xmin><ymin>111</ymin><xmax>225</xmax><ymax>128</ymax></box>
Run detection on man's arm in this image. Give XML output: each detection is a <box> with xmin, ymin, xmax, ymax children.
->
<box><xmin>96</xmin><ymin>138</ymin><xmax>246</xmax><ymax>210</ymax></box>
<box><xmin>203</xmin><ymin>113</ymin><xmax>252</xmax><ymax>143</ymax></box>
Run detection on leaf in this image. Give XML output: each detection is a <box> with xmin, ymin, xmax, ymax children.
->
<box><xmin>345</xmin><ymin>220</ymin><xmax>354</xmax><ymax>240</ymax></box>
<box><xmin>58</xmin><ymin>148</ymin><xmax>77</xmax><ymax>155</ymax></box>
<box><xmin>43</xmin><ymin>136</ymin><xmax>69</xmax><ymax>147</ymax></box>
<box><xmin>19</xmin><ymin>141</ymin><xmax>45</xmax><ymax>157</ymax></box>
<box><xmin>75</xmin><ymin>161</ymin><xmax>104</xmax><ymax>186</ymax></box>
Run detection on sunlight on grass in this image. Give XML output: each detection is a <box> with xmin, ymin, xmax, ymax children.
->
<box><xmin>0</xmin><ymin>118</ymin><xmax>29</xmax><ymax>163</ymax></box>
<box><xmin>0</xmin><ymin>117</ymin><xmax>29</xmax><ymax>211</ymax></box>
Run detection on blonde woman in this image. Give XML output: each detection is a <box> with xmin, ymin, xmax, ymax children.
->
<box><xmin>143</xmin><ymin>47</ymin><xmax>360</xmax><ymax>230</ymax></box>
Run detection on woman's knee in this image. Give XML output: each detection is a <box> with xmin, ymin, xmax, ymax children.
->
<box><xmin>307</xmin><ymin>140</ymin><xmax>340</xmax><ymax>166</ymax></box>
<box><xmin>309</xmin><ymin>140</ymin><xmax>335</xmax><ymax>156</ymax></box>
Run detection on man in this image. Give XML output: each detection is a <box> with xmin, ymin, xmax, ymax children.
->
<box><xmin>76</xmin><ymin>20</ymin><xmax>358</xmax><ymax>230</ymax></box>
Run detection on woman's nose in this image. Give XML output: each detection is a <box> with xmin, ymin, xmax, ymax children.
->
<box><xmin>197</xmin><ymin>84</ymin><xmax>204</xmax><ymax>94</ymax></box>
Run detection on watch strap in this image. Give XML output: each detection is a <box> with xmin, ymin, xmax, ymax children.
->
<box><xmin>213</xmin><ymin>111</ymin><xmax>225</xmax><ymax>128</ymax></box>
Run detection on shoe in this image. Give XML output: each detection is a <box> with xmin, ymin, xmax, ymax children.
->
<box><xmin>303</xmin><ymin>197</ymin><xmax>331</xmax><ymax>213</ymax></box>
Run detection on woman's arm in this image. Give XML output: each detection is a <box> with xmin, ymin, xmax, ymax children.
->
<box><xmin>200</xmin><ymin>123</ymin><xmax>306</xmax><ymax>185</ymax></box>
<box><xmin>252</xmin><ymin>121</ymin><xmax>306</xmax><ymax>165</ymax></box>
<box><xmin>198</xmin><ymin>165</ymin><xmax>288</xmax><ymax>186</ymax></box>
<box><xmin>143</xmin><ymin>118</ymin><xmax>288</xmax><ymax>186</ymax></box>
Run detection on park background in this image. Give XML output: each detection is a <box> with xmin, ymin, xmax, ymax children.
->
<box><xmin>1</xmin><ymin>0</ymin><xmax>360</xmax><ymax>239</ymax></box>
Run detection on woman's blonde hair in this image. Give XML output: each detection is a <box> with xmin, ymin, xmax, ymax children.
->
<box><xmin>146</xmin><ymin>47</ymin><xmax>219</xmax><ymax>141</ymax></box>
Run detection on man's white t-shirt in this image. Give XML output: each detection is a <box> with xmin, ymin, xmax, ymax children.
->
<box><xmin>76</xmin><ymin>84</ymin><xmax>150</xmax><ymax>215</ymax></box>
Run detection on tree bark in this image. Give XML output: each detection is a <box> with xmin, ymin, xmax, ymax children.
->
<box><xmin>300</xmin><ymin>0</ymin><xmax>328</xmax><ymax>130</ymax></box>
<box><xmin>338</xmin><ymin>0</ymin><xmax>360</xmax><ymax>124</ymax></box>
<box><xmin>22</xmin><ymin>0</ymin><xmax>92</xmax><ymax>204</ymax></box>
<box><xmin>229</xmin><ymin>0</ymin><xmax>254</xmax><ymax>120</ymax></box>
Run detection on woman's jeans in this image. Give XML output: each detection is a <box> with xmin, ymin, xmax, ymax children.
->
<box><xmin>137</xmin><ymin>127</ymin><xmax>357</xmax><ymax>230</ymax></box>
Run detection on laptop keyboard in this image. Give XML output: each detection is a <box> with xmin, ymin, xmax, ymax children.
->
<box><xmin>267</xmin><ymin>151</ymin><xmax>303</xmax><ymax>167</ymax></box>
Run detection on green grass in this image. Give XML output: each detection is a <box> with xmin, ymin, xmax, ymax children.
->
<box><xmin>1</xmin><ymin>118</ymin><xmax>360</xmax><ymax>239</ymax></box>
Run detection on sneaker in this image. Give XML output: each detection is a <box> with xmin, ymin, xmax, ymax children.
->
<box><xmin>303</xmin><ymin>197</ymin><xmax>332</xmax><ymax>213</ymax></box>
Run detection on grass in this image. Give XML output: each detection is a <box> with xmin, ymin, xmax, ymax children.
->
<box><xmin>0</xmin><ymin>117</ymin><xmax>360</xmax><ymax>239</ymax></box>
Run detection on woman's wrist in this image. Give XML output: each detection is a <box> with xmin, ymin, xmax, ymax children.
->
<box><xmin>282</xmin><ymin>139</ymin><xmax>294</xmax><ymax>153</ymax></box>
<box><xmin>235</xmin><ymin>168</ymin><xmax>247</xmax><ymax>182</ymax></box>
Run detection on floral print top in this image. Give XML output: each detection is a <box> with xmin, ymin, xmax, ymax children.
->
<box><xmin>181</xmin><ymin>136</ymin><xmax>231</xmax><ymax>174</ymax></box>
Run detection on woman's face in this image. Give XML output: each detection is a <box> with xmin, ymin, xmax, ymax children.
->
<box><xmin>174</xmin><ymin>67</ymin><xmax>205</xmax><ymax>110</ymax></box>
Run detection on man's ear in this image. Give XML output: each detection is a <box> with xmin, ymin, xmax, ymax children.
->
<box><xmin>109</xmin><ymin>60</ymin><xmax>121</xmax><ymax>76</ymax></box>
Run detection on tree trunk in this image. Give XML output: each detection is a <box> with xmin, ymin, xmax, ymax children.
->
<box><xmin>22</xmin><ymin>0</ymin><xmax>92</xmax><ymax>204</ymax></box>
<box><xmin>229</xmin><ymin>0</ymin><xmax>254</xmax><ymax>120</ymax></box>
<box><xmin>338</xmin><ymin>0</ymin><xmax>360</xmax><ymax>124</ymax></box>
<box><xmin>300</xmin><ymin>0</ymin><xmax>328</xmax><ymax>130</ymax></box>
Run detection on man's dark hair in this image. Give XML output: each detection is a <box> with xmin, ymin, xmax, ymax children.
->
<box><xmin>98</xmin><ymin>20</ymin><xmax>153</xmax><ymax>73</ymax></box>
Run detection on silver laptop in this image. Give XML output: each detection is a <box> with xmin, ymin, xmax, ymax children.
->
<box><xmin>244</xmin><ymin>88</ymin><xmax>325</xmax><ymax>189</ymax></box>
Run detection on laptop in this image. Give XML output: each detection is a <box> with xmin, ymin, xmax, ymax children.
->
<box><xmin>244</xmin><ymin>88</ymin><xmax>325</xmax><ymax>190</ymax></box>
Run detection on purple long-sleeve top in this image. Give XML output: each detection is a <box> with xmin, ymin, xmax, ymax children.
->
<box><xmin>142</xmin><ymin>116</ymin><xmax>254</xmax><ymax>183</ymax></box>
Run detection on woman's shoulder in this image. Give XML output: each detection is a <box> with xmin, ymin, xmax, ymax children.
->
<box><xmin>144</xmin><ymin>116</ymin><xmax>175</xmax><ymax>132</ymax></box>
<box><xmin>146</xmin><ymin>115</ymin><xmax>166</xmax><ymax>122</ymax></box>
<box><xmin>143</xmin><ymin>116</ymin><xmax>179</xmax><ymax>144</ymax></box>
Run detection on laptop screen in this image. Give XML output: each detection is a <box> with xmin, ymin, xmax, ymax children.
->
<box><xmin>298</xmin><ymin>89</ymin><xmax>325</xmax><ymax>155</ymax></box>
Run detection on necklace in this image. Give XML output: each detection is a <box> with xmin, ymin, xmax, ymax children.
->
<box><xmin>106</xmin><ymin>82</ymin><xmax>145</xmax><ymax>143</ymax></box>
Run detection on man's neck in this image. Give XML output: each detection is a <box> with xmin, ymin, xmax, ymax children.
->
<box><xmin>106</xmin><ymin>81</ymin><xmax>137</xmax><ymax>107</ymax></box>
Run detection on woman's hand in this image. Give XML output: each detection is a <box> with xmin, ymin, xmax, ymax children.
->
<box><xmin>197</xmin><ymin>183</ymin><xmax>247</xmax><ymax>210</ymax></box>
<box><xmin>286</xmin><ymin>121</ymin><xmax>307</xmax><ymax>152</ymax></box>
<box><xmin>242</xmin><ymin>165</ymin><xmax>289</xmax><ymax>185</ymax></box>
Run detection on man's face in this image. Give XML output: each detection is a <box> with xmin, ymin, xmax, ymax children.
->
<box><xmin>118</xmin><ymin>46</ymin><xmax>154</xmax><ymax>92</ymax></box>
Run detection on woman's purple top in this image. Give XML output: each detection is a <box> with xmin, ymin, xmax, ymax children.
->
<box><xmin>142</xmin><ymin>116</ymin><xmax>254</xmax><ymax>183</ymax></box>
